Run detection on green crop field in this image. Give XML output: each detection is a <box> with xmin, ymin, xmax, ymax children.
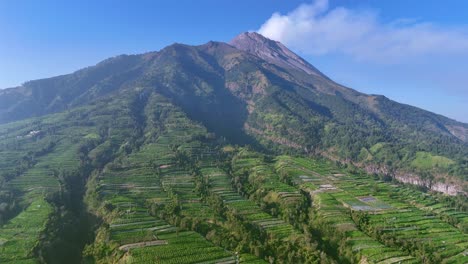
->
<box><xmin>0</xmin><ymin>89</ymin><xmax>466</xmax><ymax>264</ymax></box>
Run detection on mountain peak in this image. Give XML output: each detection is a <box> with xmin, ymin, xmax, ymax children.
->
<box><xmin>230</xmin><ymin>32</ymin><xmax>324</xmax><ymax>77</ymax></box>
<box><xmin>231</xmin><ymin>31</ymin><xmax>274</xmax><ymax>44</ymax></box>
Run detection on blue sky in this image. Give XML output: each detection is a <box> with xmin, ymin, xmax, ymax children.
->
<box><xmin>1</xmin><ymin>0</ymin><xmax>467</xmax><ymax>122</ymax></box>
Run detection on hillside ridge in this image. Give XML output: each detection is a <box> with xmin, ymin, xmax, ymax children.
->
<box><xmin>0</xmin><ymin>32</ymin><xmax>466</xmax><ymax>192</ymax></box>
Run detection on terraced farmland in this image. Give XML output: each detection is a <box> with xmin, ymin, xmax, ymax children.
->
<box><xmin>274</xmin><ymin>155</ymin><xmax>467</xmax><ymax>263</ymax></box>
<box><xmin>0</xmin><ymin>89</ymin><xmax>155</xmax><ymax>262</ymax></box>
<box><xmin>85</xmin><ymin>93</ymin><xmax>266</xmax><ymax>263</ymax></box>
<box><xmin>202</xmin><ymin>166</ymin><xmax>298</xmax><ymax>240</ymax></box>
<box><xmin>0</xmin><ymin>116</ymin><xmax>91</xmax><ymax>262</ymax></box>
<box><xmin>0</xmin><ymin>198</ymin><xmax>52</xmax><ymax>263</ymax></box>
<box><xmin>1</xmin><ymin>89</ymin><xmax>466</xmax><ymax>263</ymax></box>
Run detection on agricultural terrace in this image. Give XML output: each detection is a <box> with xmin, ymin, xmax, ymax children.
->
<box><xmin>275</xmin><ymin>155</ymin><xmax>467</xmax><ymax>263</ymax></box>
<box><xmin>0</xmin><ymin>89</ymin><xmax>153</xmax><ymax>262</ymax></box>
<box><xmin>90</xmin><ymin>93</ymin><xmax>264</xmax><ymax>263</ymax></box>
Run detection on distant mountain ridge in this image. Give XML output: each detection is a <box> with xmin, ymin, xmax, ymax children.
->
<box><xmin>0</xmin><ymin>32</ymin><xmax>466</xmax><ymax>191</ymax></box>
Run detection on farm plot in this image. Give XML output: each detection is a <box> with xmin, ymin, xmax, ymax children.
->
<box><xmin>0</xmin><ymin>131</ymin><xmax>85</xmax><ymax>263</ymax></box>
<box><xmin>274</xmin><ymin>156</ymin><xmax>417</xmax><ymax>263</ymax></box>
<box><xmin>202</xmin><ymin>163</ymin><xmax>299</xmax><ymax>240</ymax></box>
<box><xmin>232</xmin><ymin>151</ymin><xmax>307</xmax><ymax>219</ymax></box>
<box><xmin>388</xmin><ymin>186</ymin><xmax>468</xmax><ymax>232</ymax></box>
<box><xmin>366</xmin><ymin>207</ymin><xmax>467</xmax><ymax>263</ymax></box>
<box><xmin>239</xmin><ymin>254</ymin><xmax>268</xmax><ymax>264</ymax></box>
<box><xmin>92</xmin><ymin>96</ymin><xmax>245</xmax><ymax>263</ymax></box>
<box><xmin>7</xmin><ymin>141</ymin><xmax>81</xmax><ymax>194</ymax></box>
<box><xmin>0</xmin><ymin>91</ymin><xmax>190</xmax><ymax>263</ymax></box>
<box><xmin>126</xmin><ymin>231</ymin><xmax>235</xmax><ymax>264</ymax></box>
<box><xmin>314</xmin><ymin>192</ymin><xmax>417</xmax><ymax>263</ymax></box>
<box><xmin>98</xmin><ymin>156</ymin><xmax>237</xmax><ymax>263</ymax></box>
<box><xmin>230</xmin><ymin>151</ymin><xmax>405</xmax><ymax>262</ymax></box>
<box><xmin>106</xmin><ymin>206</ymin><xmax>235</xmax><ymax>264</ymax></box>
<box><xmin>110</xmin><ymin>213</ymin><xmax>174</xmax><ymax>245</ymax></box>
<box><xmin>330</xmin><ymin>174</ymin><xmax>468</xmax><ymax>263</ymax></box>
<box><xmin>0</xmin><ymin>198</ymin><xmax>53</xmax><ymax>263</ymax></box>
<box><xmin>302</xmin><ymin>158</ymin><xmax>466</xmax><ymax>263</ymax></box>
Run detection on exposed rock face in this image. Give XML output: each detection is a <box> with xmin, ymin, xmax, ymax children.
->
<box><xmin>363</xmin><ymin>164</ymin><xmax>465</xmax><ymax>196</ymax></box>
<box><xmin>446</xmin><ymin>124</ymin><xmax>468</xmax><ymax>142</ymax></box>
<box><xmin>393</xmin><ymin>174</ymin><xmax>463</xmax><ymax>196</ymax></box>
<box><xmin>230</xmin><ymin>32</ymin><xmax>326</xmax><ymax>77</ymax></box>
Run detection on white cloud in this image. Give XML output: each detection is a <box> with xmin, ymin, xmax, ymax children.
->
<box><xmin>258</xmin><ymin>0</ymin><xmax>468</xmax><ymax>63</ymax></box>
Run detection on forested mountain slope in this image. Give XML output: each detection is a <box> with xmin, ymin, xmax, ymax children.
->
<box><xmin>0</xmin><ymin>87</ymin><xmax>466</xmax><ymax>263</ymax></box>
<box><xmin>0</xmin><ymin>32</ymin><xmax>466</xmax><ymax>193</ymax></box>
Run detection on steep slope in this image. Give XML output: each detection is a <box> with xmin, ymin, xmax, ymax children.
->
<box><xmin>230</xmin><ymin>32</ymin><xmax>468</xmax><ymax>144</ymax></box>
<box><xmin>0</xmin><ymin>32</ymin><xmax>466</xmax><ymax>192</ymax></box>
<box><xmin>0</xmin><ymin>54</ymin><xmax>145</xmax><ymax>123</ymax></box>
<box><xmin>0</xmin><ymin>34</ymin><xmax>467</xmax><ymax>264</ymax></box>
<box><xmin>2</xmin><ymin>89</ymin><xmax>465</xmax><ymax>263</ymax></box>
<box><xmin>229</xmin><ymin>31</ymin><xmax>326</xmax><ymax>78</ymax></box>
<box><xmin>228</xmin><ymin>32</ymin><xmax>468</xmax><ymax>191</ymax></box>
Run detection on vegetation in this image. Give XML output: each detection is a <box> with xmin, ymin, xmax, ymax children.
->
<box><xmin>0</xmin><ymin>33</ymin><xmax>467</xmax><ymax>263</ymax></box>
